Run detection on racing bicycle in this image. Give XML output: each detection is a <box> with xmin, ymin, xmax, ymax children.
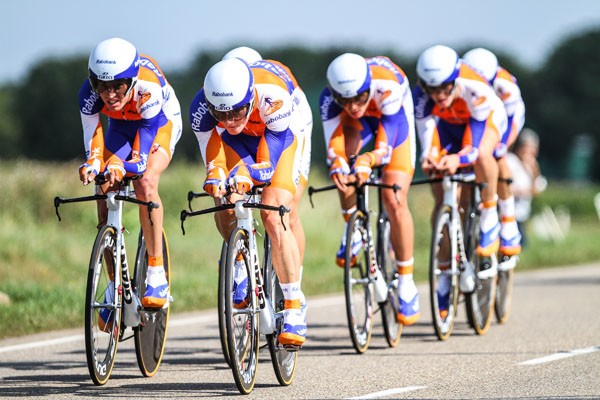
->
<box><xmin>181</xmin><ymin>185</ymin><xmax>298</xmax><ymax>395</ymax></box>
<box><xmin>54</xmin><ymin>174</ymin><xmax>170</xmax><ymax>385</ymax></box>
<box><xmin>308</xmin><ymin>167</ymin><xmax>402</xmax><ymax>353</ymax></box>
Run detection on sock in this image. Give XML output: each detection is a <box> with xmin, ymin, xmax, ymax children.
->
<box><xmin>498</xmin><ymin>197</ymin><xmax>520</xmax><ymax>239</ymax></box>
<box><xmin>147</xmin><ymin>256</ymin><xmax>166</xmax><ymax>286</ymax></box>
<box><xmin>396</xmin><ymin>259</ymin><xmax>417</xmax><ymax>301</ymax></box>
<box><xmin>280</xmin><ymin>281</ymin><xmax>302</xmax><ymax>309</ymax></box>
<box><xmin>480</xmin><ymin>196</ymin><xmax>499</xmax><ymax>233</ymax></box>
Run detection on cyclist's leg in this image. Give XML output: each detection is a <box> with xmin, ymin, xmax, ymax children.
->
<box><xmin>263</xmin><ymin>179</ymin><xmax>305</xmax><ymax>346</ymax></box>
<box><xmin>382</xmin><ymin>165</ymin><xmax>419</xmax><ymax>326</ymax></box>
<box><xmin>474</xmin><ymin>124</ymin><xmax>501</xmax><ymax>258</ymax></box>
<box><xmin>497</xmin><ymin>154</ymin><xmax>521</xmax><ymax>257</ymax></box>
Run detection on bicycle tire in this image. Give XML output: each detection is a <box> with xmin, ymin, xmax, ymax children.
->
<box><xmin>344</xmin><ymin>210</ymin><xmax>374</xmax><ymax>353</ymax></box>
<box><xmin>84</xmin><ymin>225</ymin><xmax>122</xmax><ymax>385</ymax></box>
<box><xmin>265</xmin><ymin>237</ymin><xmax>298</xmax><ymax>386</ymax></box>
<box><xmin>464</xmin><ymin>204</ymin><xmax>497</xmax><ymax>335</ymax></box>
<box><xmin>225</xmin><ymin>228</ymin><xmax>259</xmax><ymax>394</ymax></box>
<box><xmin>495</xmin><ymin>265</ymin><xmax>514</xmax><ymax>324</ymax></box>
<box><xmin>429</xmin><ymin>206</ymin><xmax>459</xmax><ymax>341</ymax></box>
<box><xmin>217</xmin><ymin>240</ymin><xmax>231</xmax><ymax>366</ymax></box>
<box><xmin>378</xmin><ymin>217</ymin><xmax>401</xmax><ymax>347</ymax></box>
<box><xmin>133</xmin><ymin>229</ymin><xmax>171</xmax><ymax>377</ymax></box>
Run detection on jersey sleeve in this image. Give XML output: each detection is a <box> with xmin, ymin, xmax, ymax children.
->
<box><xmin>78</xmin><ymin>80</ymin><xmax>104</xmax><ymax>161</ymax></box>
<box><xmin>189</xmin><ymin>89</ymin><xmax>219</xmax><ymax>167</ymax></box>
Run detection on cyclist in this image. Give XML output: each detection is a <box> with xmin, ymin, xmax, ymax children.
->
<box><xmin>189</xmin><ymin>57</ymin><xmax>313</xmax><ymax>347</ymax></box>
<box><xmin>414</xmin><ymin>45</ymin><xmax>507</xmax><ymax>315</ymax></box>
<box><xmin>221</xmin><ymin>47</ymin><xmax>311</xmax><ymax>292</ymax></box>
<box><xmin>320</xmin><ymin>53</ymin><xmax>419</xmax><ymax>326</ymax></box>
<box><xmin>463</xmin><ymin>47</ymin><xmax>525</xmax><ymax>259</ymax></box>
<box><xmin>78</xmin><ymin>38</ymin><xmax>182</xmax><ymax>321</ymax></box>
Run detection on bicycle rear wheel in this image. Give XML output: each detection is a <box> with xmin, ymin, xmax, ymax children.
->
<box><xmin>429</xmin><ymin>206</ymin><xmax>459</xmax><ymax>341</ymax></box>
<box><xmin>344</xmin><ymin>210</ymin><xmax>374</xmax><ymax>353</ymax></box>
<box><xmin>133</xmin><ymin>229</ymin><xmax>171</xmax><ymax>377</ymax></box>
<box><xmin>85</xmin><ymin>225</ymin><xmax>122</xmax><ymax>385</ymax></box>
<box><xmin>495</xmin><ymin>256</ymin><xmax>515</xmax><ymax>323</ymax></box>
<box><xmin>378</xmin><ymin>217</ymin><xmax>401</xmax><ymax>347</ymax></box>
<box><xmin>264</xmin><ymin>238</ymin><xmax>298</xmax><ymax>386</ymax></box>
<box><xmin>217</xmin><ymin>240</ymin><xmax>231</xmax><ymax>366</ymax></box>
<box><xmin>464</xmin><ymin>207</ymin><xmax>497</xmax><ymax>335</ymax></box>
<box><xmin>225</xmin><ymin>228</ymin><xmax>259</xmax><ymax>394</ymax></box>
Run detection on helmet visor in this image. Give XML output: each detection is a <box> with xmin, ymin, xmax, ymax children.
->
<box><xmin>89</xmin><ymin>77</ymin><xmax>134</xmax><ymax>96</ymax></box>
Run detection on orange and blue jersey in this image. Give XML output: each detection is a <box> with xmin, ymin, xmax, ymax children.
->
<box><xmin>78</xmin><ymin>54</ymin><xmax>182</xmax><ymax>175</ymax></box>
<box><xmin>319</xmin><ymin>56</ymin><xmax>415</xmax><ymax>173</ymax></box>
<box><xmin>413</xmin><ymin>62</ymin><xmax>507</xmax><ymax>167</ymax></box>
<box><xmin>190</xmin><ymin>59</ymin><xmax>306</xmax><ymax>194</ymax></box>
<box><xmin>492</xmin><ymin>67</ymin><xmax>525</xmax><ymax>157</ymax></box>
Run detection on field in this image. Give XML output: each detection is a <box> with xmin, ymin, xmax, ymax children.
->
<box><xmin>1</xmin><ymin>159</ymin><xmax>599</xmax><ymax>339</ymax></box>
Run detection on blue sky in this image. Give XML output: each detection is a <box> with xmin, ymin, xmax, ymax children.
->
<box><xmin>3</xmin><ymin>1</ymin><xmax>599</xmax><ymax>84</ymax></box>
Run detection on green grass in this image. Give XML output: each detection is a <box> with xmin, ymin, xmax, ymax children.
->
<box><xmin>1</xmin><ymin>159</ymin><xmax>599</xmax><ymax>339</ymax></box>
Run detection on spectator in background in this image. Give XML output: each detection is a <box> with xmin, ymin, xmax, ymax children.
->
<box><xmin>506</xmin><ymin>128</ymin><xmax>547</xmax><ymax>246</ymax></box>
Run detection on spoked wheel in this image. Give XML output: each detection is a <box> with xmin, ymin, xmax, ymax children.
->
<box><xmin>85</xmin><ymin>225</ymin><xmax>122</xmax><ymax>385</ymax></box>
<box><xmin>464</xmin><ymin>210</ymin><xmax>497</xmax><ymax>335</ymax></box>
<box><xmin>264</xmin><ymin>238</ymin><xmax>298</xmax><ymax>386</ymax></box>
<box><xmin>344</xmin><ymin>211</ymin><xmax>374</xmax><ymax>354</ymax></box>
<box><xmin>378</xmin><ymin>218</ymin><xmax>401</xmax><ymax>347</ymax></box>
<box><xmin>429</xmin><ymin>206</ymin><xmax>459</xmax><ymax>341</ymax></box>
<box><xmin>495</xmin><ymin>255</ymin><xmax>515</xmax><ymax>323</ymax></box>
<box><xmin>133</xmin><ymin>229</ymin><xmax>171</xmax><ymax>377</ymax></box>
<box><xmin>217</xmin><ymin>241</ymin><xmax>230</xmax><ymax>366</ymax></box>
<box><xmin>225</xmin><ymin>228</ymin><xmax>259</xmax><ymax>395</ymax></box>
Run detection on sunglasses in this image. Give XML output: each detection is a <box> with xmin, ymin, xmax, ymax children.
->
<box><xmin>90</xmin><ymin>78</ymin><xmax>133</xmax><ymax>95</ymax></box>
<box><xmin>333</xmin><ymin>89</ymin><xmax>370</xmax><ymax>107</ymax></box>
<box><xmin>207</xmin><ymin>103</ymin><xmax>251</xmax><ymax>122</ymax></box>
<box><xmin>422</xmin><ymin>81</ymin><xmax>455</xmax><ymax>96</ymax></box>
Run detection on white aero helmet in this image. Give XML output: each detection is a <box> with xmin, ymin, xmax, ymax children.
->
<box><xmin>462</xmin><ymin>47</ymin><xmax>498</xmax><ymax>83</ymax></box>
<box><xmin>88</xmin><ymin>38</ymin><xmax>140</xmax><ymax>94</ymax></box>
<box><xmin>222</xmin><ymin>46</ymin><xmax>262</xmax><ymax>64</ymax></box>
<box><xmin>326</xmin><ymin>53</ymin><xmax>371</xmax><ymax>98</ymax></box>
<box><xmin>204</xmin><ymin>58</ymin><xmax>255</xmax><ymax>112</ymax></box>
<box><xmin>416</xmin><ymin>45</ymin><xmax>461</xmax><ymax>87</ymax></box>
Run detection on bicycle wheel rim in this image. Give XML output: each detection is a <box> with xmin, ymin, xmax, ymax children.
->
<box><xmin>379</xmin><ymin>219</ymin><xmax>401</xmax><ymax>347</ymax></box>
<box><xmin>265</xmin><ymin>239</ymin><xmax>297</xmax><ymax>386</ymax></box>
<box><xmin>225</xmin><ymin>229</ymin><xmax>259</xmax><ymax>394</ymax></box>
<box><xmin>85</xmin><ymin>225</ymin><xmax>121</xmax><ymax>385</ymax></box>
<box><xmin>134</xmin><ymin>229</ymin><xmax>170</xmax><ymax>377</ymax></box>
<box><xmin>344</xmin><ymin>211</ymin><xmax>374</xmax><ymax>353</ymax></box>
<box><xmin>429</xmin><ymin>207</ymin><xmax>459</xmax><ymax>341</ymax></box>
<box><xmin>217</xmin><ymin>241</ymin><xmax>231</xmax><ymax>366</ymax></box>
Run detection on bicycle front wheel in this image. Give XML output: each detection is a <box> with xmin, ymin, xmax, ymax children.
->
<box><xmin>344</xmin><ymin>210</ymin><xmax>374</xmax><ymax>354</ymax></box>
<box><xmin>225</xmin><ymin>228</ymin><xmax>259</xmax><ymax>394</ymax></box>
<box><xmin>378</xmin><ymin>217</ymin><xmax>401</xmax><ymax>347</ymax></box>
<box><xmin>463</xmin><ymin>203</ymin><xmax>497</xmax><ymax>336</ymax></box>
<box><xmin>85</xmin><ymin>225</ymin><xmax>122</xmax><ymax>386</ymax></box>
<box><xmin>264</xmin><ymin>237</ymin><xmax>298</xmax><ymax>386</ymax></box>
<box><xmin>429</xmin><ymin>206</ymin><xmax>459</xmax><ymax>341</ymax></box>
<box><xmin>133</xmin><ymin>229</ymin><xmax>171</xmax><ymax>377</ymax></box>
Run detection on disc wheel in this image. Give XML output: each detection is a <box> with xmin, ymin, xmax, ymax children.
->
<box><xmin>85</xmin><ymin>225</ymin><xmax>122</xmax><ymax>385</ymax></box>
<box><xmin>344</xmin><ymin>210</ymin><xmax>374</xmax><ymax>353</ymax></box>
<box><xmin>378</xmin><ymin>218</ymin><xmax>401</xmax><ymax>347</ymax></box>
<box><xmin>133</xmin><ymin>229</ymin><xmax>171</xmax><ymax>377</ymax></box>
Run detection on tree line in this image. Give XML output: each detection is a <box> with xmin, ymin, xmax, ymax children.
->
<box><xmin>1</xmin><ymin>28</ymin><xmax>599</xmax><ymax>181</ymax></box>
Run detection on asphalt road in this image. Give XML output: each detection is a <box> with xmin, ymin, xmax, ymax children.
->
<box><xmin>1</xmin><ymin>263</ymin><xmax>599</xmax><ymax>399</ymax></box>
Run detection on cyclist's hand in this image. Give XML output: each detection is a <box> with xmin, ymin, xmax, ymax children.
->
<box><xmin>203</xmin><ymin>165</ymin><xmax>227</xmax><ymax>198</ymax></box>
<box><xmin>79</xmin><ymin>159</ymin><xmax>100</xmax><ymax>186</ymax></box>
<box><xmin>353</xmin><ymin>154</ymin><xmax>373</xmax><ymax>185</ymax></box>
<box><xmin>421</xmin><ymin>155</ymin><xmax>437</xmax><ymax>176</ymax></box>
<box><xmin>228</xmin><ymin>165</ymin><xmax>253</xmax><ymax>195</ymax></box>
<box><xmin>105</xmin><ymin>155</ymin><xmax>125</xmax><ymax>186</ymax></box>
<box><xmin>329</xmin><ymin>157</ymin><xmax>350</xmax><ymax>189</ymax></box>
<box><xmin>437</xmin><ymin>154</ymin><xmax>460</xmax><ymax>175</ymax></box>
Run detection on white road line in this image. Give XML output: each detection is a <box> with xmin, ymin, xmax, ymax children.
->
<box><xmin>518</xmin><ymin>345</ymin><xmax>600</xmax><ymax>365</ymax></box>
<box><xmin>347</xmin><ymin>386</ymin><xmax>427</xmax><ymax>399</ymax></box>
<box><xmin>0</xmin><ymin>334</ymin><xmax>83</xmax><ymax>354</ymax></box>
